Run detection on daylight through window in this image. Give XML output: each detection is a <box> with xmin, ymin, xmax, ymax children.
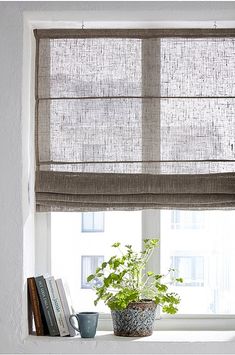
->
<box><xmin>51</xmin><ymin>210</ymin><xmax>235</xmax><ymax>315</ymax></box>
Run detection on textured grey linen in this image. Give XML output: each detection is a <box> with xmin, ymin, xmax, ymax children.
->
<box><xmin>35</xmin><ymin>29</ymin><xmax>235</xmax><ymax>211</ymax></box>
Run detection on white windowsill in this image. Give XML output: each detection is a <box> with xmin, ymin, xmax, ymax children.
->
<box><xmin>24</xmin><ymin>331</ymin><xmax>235</xmax><ymax>354</ymax></box>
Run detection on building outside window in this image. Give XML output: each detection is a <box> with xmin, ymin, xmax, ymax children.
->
<box><xmin>50</xmin><ymin>210</ymin><xmax>235</xmax><ymax>315</ymax></box>
<box><xmin>161</xmin><ymin>210</ymin><xmax>235</xmax><ymax>314</ymax></box>
<box><xmin>171</xmin><ymin>255</ymin><xmax>204</xmax><ymax>287</ymax></box>
<box><xmin>50</xmin><ymin>211</ymin><xmax>142</xmax><ymax>313</ymax></box>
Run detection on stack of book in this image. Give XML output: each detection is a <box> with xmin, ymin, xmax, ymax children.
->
<box><xmin>27</xmin><ymin>275</ymin><xmax>76</xmax><ymax>337</ymax></box>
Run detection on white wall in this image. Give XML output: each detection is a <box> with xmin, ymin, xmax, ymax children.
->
<box><xmin>1</xmin><ymin>1</ymin><xmax>235</xmax><ymax>353</ymax></box>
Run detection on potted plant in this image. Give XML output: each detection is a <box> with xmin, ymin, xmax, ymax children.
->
<box><xmin>87</xmin><ymin>239</ymin><xmax>183</xmax><ymax>337</ymax></box>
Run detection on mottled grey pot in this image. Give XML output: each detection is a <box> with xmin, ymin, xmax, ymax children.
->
<box><xmin>111</xmin><ymin>300</ymin><xmax>157</xmax><ymax>337</ymax></box>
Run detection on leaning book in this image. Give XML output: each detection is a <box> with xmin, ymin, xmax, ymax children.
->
<box><xmin>56</xmin><ymin>278</ymin><xmax>76</xmax><ymax>337</ymax></box>
<box><xmin>45</xmin><ymin>276</ymin><xmax>70</xmax><ymax>336</ymax></box>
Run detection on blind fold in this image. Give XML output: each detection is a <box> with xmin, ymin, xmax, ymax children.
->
<box><xmin>35</xmin><ymin>29</ymin><xmax>235</xmax><ymax>211</ymax></box>
<box><xmin>36</xmin><ymin>171</ymin><xmax>235</xmax><ymax>211</ymax></box>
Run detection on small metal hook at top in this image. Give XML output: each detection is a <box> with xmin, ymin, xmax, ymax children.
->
<box><xmin>81</xmin><ymin>20</ymin><xmax>85</xmax><ymax>30</ymax></box>
<box><xmin>213</xmin><ymin>21</ymin><xmax>217</xmax><ymax>29</ymax></box>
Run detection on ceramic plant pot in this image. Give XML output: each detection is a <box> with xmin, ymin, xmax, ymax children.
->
<box><xmin>111</xmin><ymin>300</ymin><xmax>157</xmax><ymax>337</ymax></box>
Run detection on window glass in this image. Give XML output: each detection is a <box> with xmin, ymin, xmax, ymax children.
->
<box><xmin>51</xmin><ymin>210</ymin><xmax>235</xmax><ymax>315</ymax></box>
<box><xmin>161</xmin><ymin>210</ymin><xmax>235</xmax><ymax>314</ymax></box>
<box><xmin>171</xmin><ymin>256</ymin><xmax>204</xmax><ymax>287</ymax></box>
<box><xmin>51</xmin><ymin>211</ymin><xmax>142</xmax><ymax>312</ymax></box>
<box><xmin>171</xmin><ymin>210</ymin><xmax>204</xmax><ymax>230</ymax></box>
<box><xmin>93</xmin><ymin>212</ymin><xmax>105</xmax><ymax>232</ymax></box>
<box><xmin>81</xmin><ymin>212</ymin><xmax>104</xmax><ymax>233</ymax></box>
<box><xmin>81</xmin><ymin>256</ymin><xmax>104</xmax><ymax>289</ymax></box>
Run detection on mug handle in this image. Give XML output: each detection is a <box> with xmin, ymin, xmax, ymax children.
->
<box><xmin>69</xmin><ymin>314</ymin><xmax>80</xmax><ymax>333</ymax></box>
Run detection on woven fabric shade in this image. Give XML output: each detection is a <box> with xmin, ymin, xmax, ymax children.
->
<box><xmin>34</xmin><ymin>29</ymin><xmax>235</xmax><ymax>211</ymax></box>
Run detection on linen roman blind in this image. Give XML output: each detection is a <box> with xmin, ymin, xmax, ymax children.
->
<box><xmin>34</xmin><ymin>29</ymin><xmax>235</xmax><ymax>211</ymax></box>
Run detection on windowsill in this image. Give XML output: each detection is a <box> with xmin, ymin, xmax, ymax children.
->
<box><xmin>23</xmin><ymin>331</ymin><xmax>235</xmax><ymax>354</ymax></box>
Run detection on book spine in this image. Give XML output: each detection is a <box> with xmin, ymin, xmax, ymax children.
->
<box><xmin>35</xmin><ymin>276</ymin><xmax>60</xmax><ymax>336</ymax></box>
<box><xmin>45</xmin><ymin>276</ymin><xmax>70</xmax><ymax>336</ymax></box>
<box><xmin>56</xmin><ymin>279</ymin><xmax>76</xmax><ymax>337</ymax></box>
<box><xmin>27</xmin><ymin>277</ymin><xmax>44</xmax><ymax>336</ymax></box>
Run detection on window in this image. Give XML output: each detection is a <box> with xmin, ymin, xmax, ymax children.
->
<box><xmin>35</xmin><ymin>29</ymin><xmax>235</xmax><ymax>327</ymax></box>
<box><xmin>81</xmin><ymin>256</ymin><xmax>104</xmax><ymax>289</ymax></box>
<box><xmin>171</xmin><ymin>211</ymin><xmax>204</xmax><ymax>230</ymax></box>
<box><xmin>81</xmin><ymin>212</ymin><xmax>104</xmax><ymax>233</ymax></box>
<box><xmin>171</xmin><ymin>255</ymin><xmax>204</xmax><ymax>287</ymax></box>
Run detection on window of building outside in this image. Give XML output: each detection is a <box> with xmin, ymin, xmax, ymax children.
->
<box><xmin>171</xmin><ymin>210</ymin><xmax>204</xmax><ymax>230</ymax></box>
<box><xmin>81</xmin><ymin>255</ymin><xmax>104</xmax><ymax>289</ymax></box>
<box><xmin>51</xmin><ymin>210</ymin><xmax>235</xmax><ymax>315</ymax></box>
<box><xmin>171</xmin><ymin>255</ymin><xmax>204</xmax><ymax>287</ymax></box>
<box><xmin>81</xmin><ymin>212</ymin><xmax>104</xmax><ymax>233</ymax></box>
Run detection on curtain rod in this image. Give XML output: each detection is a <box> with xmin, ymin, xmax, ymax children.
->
<box><xmin>34</xmin><ymin>28</ymin><xmax>235</xmax><ymax>39</ymax></box>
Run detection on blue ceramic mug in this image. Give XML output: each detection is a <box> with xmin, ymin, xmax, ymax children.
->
<box><xmin>69</xmin><ymin>312</ymin><xmax>99</xmax><ymax>338</ymax></box>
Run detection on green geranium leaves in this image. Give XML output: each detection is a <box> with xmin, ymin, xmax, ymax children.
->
<box><xmin>87</xmin><ymin>239</ymin><xmax>183</xmax><ymax>314</ymax></box>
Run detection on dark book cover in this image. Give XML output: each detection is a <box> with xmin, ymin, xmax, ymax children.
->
<box><xmin>35</xmin><ymin>276</ymin><xmax>60</xmax><ymax>336</ymax></box>
<box><xmin>27</xmin><ymin>278</ymin><xmax>33</xmax><ymax>335</ymax></box>
<box><xmin>27</xmin><ymin>277</ymin><xmax>45</xmax><ymax>335</ymax></box>
<box><xmin>38</xmin><ymin>295</ymin><xmax>49</xmax><ymax>336</ymax></box>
